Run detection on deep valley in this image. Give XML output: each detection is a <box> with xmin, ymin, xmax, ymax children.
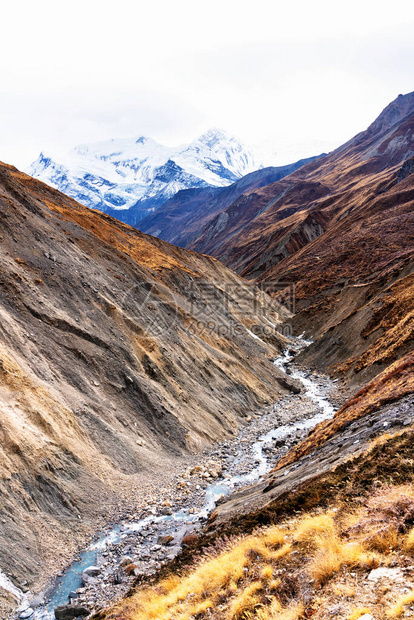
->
<box><xmin>1</xmin><ymin>91</ymin><xmax>413</xmax><ymax>620</ymax></box>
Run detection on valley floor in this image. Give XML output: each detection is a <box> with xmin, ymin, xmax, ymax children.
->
<box><xmin>10</xmin><ymin>363</ymin><xmax>345</xmax><ymax>620</ymax></box>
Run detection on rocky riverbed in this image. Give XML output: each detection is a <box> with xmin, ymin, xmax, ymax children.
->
<box><xmin>14</xmin><ymin>351</ymin><xmax>345</xmax><ymax>620</ymax></box>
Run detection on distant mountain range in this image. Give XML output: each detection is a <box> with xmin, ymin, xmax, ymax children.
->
<box><xmin>28</xmin><ymin>129</ymin><xmax>262</xmax><ymax>225</ymax></box>
<box><xmin>138</xmin><ymin>155</ymin><xmax>320</xmax><ymax>247</ymax></box>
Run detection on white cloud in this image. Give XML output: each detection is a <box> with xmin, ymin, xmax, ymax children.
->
<box><xmin>0</xmin><ymin>0</ymin><xmax>413</xmax><ymax>168</ymax></box>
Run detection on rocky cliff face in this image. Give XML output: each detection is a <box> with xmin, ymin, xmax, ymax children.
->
<box><xmin>0</xmin><ymin>162</ymin><xmax>295</xmax><ymax>590</ymax></box>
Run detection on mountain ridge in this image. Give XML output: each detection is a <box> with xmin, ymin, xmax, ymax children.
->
<box><xmin>28</xmin><ymin>130</ymin><xmax>261</xmax><ymax>226</ymax></box>
<box><xmin>138</xmin><ymin>155</ymin><xmax>321</xmax><ymax>247</ymax></box>
<box><xmin>188</xmin><ymin>91</ymin><xmax>414</xmax><ymax>264</ymax></box>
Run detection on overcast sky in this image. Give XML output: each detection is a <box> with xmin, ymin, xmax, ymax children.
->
<box><xmin>1</xmin><ymin>0</ymin><xmax>414</xmax><ymax>169</ymax></box>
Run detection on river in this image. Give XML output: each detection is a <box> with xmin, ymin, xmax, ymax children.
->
<box><xmin>14</xmin><ymin>343</ymin><xmax>336</xmax><ymax>619</ymax></box>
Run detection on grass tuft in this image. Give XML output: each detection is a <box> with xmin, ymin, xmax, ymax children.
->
<box><xmin>229</xmin><ymin>582</ymin><xmax>263</xmax><ymax>619</ymax></box>
<box><xmin>348</xmin><ymin>608</ymin><xmax>373</xmax><ymax>620</ymax></box>
<box><xmin>387</xmin><ymin>588</ymin><xmax>414</xmax><ymax>618</ymax></box>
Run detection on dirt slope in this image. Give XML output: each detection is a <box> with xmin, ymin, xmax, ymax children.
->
<box><xmin>0</xmin><ymin>162</ymin><xmax>295</xmax><ymax>590</ymax></box>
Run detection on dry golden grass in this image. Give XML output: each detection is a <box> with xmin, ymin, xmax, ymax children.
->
<box><xmin>366</xmin><ymin>528</ymin><xmax>400</xmax><ymax>553</ymax></box>
<box><xmin>261</xmin><ymin>565</ymin><xmax>274</xmax><ymax>581</ymax></box>
<box><xmin>309</xmin><ymin>537</ymin><xmax>378</xmax><ymax>585</ymax></box>
<box><xmin>268</xmin><ymin>578</ymin><xmax>282</xmax><ymax>592</ymax></box>
<box><xmin>106</xmin><ymin>528</ymin><xmax>291</xmax><ymax>620</ymax></box>
<box><xmin>293</xmin><ymin>513</ymin><xmax>336</xmax><ymax>547</ymax></box>
<box><xmin>260</xmin><ymin>528</ymin><xmax>287</xmax><ymax>549</ymax></box>
<box><xmin>253</xmin><ymin>599</ymin><xmax>304</xmax><ymax>620</ymax></box>
<box><xmin>347</xmin><ymin>608</ymin><xmax>373</xmax><ymax>620</ymax></box>
<box><xmin>190</xmin><ymin>598</ymin><xmax>214</xmax><ymax>616</ymax></box>
<box><xmin>103</xmin><ymin>481</ymin><xmax>414</xmax><ymax>620</ymax></box>
<box><xmin>229</xmin><ymin>582</ymin><xmax>263</xmax><ymax>619</ymax></box>
<box><xmin>103</xmin><ymin>505</ymin><xmax>385</xmax><ymax>620</ymax></box>
<box><xmin>387</xmin><ymin>588</ymin><xmax>414</xmax><ymax>618</ymax></box>
<box><xmin>331</xmin><ymin>583</ymin><xmax>356</xmax><ymax>598</ymax></box>
<box><xmin>292</xmin><ymin>512</ymin><xmax>377</xmax><ymax>584</ymax></box>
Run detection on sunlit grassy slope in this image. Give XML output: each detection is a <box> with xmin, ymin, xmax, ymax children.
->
<box><xmin>102</xmin><ymin>439</ymin><xmax>414</xmax><ymax>620</ymax></box>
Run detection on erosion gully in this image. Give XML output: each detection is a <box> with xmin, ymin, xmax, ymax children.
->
<box><xmin>10</xmin><ymin>339</ymin><xmax>336</xmax><ymax>619</ymax></box>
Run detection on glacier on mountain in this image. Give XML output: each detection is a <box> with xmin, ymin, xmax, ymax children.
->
<box><xmin>28</xmin><ymin>130</ymin><xmax>260</xmax><ymax>226</ymax></box>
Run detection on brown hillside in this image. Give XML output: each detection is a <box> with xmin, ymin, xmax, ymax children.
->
<box><xmin>190</xmin><ymin>92</ymin><xmax>414</xmax><ymax>381</ymax></box>
<box><xmin>0</xmin><ymin>162</ymin><xmax>293</xmax><ymax>589</ymax></box>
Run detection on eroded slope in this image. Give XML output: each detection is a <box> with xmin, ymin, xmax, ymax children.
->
<box><xmin>0</xmin><ymin>162</ymin><xmax>294</xmax><ymax>590</ymax></box>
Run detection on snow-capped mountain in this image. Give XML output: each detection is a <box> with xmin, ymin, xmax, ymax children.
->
<box><xmin>28</xmin><ymin>130</ymin><xmax>260</xmax><ymax>225</ymax></box>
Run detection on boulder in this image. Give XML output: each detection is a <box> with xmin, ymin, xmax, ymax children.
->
<box><xmin>133</xmin><ymin>561</ymin><xmax>150</xmax><ymax>578</ymax></box>
<box><xmin>160</xmin><ymin>506</ymin><xmax>173</xmax><ymax>515</ymax></box>
<box><xmin>157</xmin><ymin>535</ymin><xmax>174</xmax><ymax>545</ymax></box>
<box><xmin>368</xmin><ymin>567</ymin><xmax>403</xmax><ymax>582</ymax></box>
<box><xmin>54</xmin><ymin>604</ymin><xmax>91</xmax><ymax>620</ymax></box>
<box><xmin>28</xmin><ymin>594</ymin><xmax>45</xmax><ymax>608</ymax></box>
<box><xmin>82</xmin><ymin>565</ymin><xmax>101</xmax><ymax>577</ymax></box>
<box><xmin>119</xmin><ymin>556</ymin><xmax>133</xmax><ymax>568</ymax></box>
<box><xmin>113</xmin><ymin>569</ymin><xmax>124</xmax><ymax>585</ymax></box>
<box><xmin>81</xmin><ymin>572</ymin><xmax>97</xmax><ymax>587</ymax></box>
<box><xmin>181</xmin><ymin>533</ymin><xmax>199</xmax><ymax>547</ymax></box>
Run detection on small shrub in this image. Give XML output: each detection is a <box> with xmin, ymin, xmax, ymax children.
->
<box><xmin>346</xmin><ymin>485</ymin><xmax>414</xmax><ymax>552</ymax></box>
<box><xmin>332</xmin><ymin>583</ymin><xmax>355</xmax><ymax>598</ymax></box>
<box><xmin>308</xmin><ymin>539</ymin><xmax>378</xmax><ymax>585</ymax></box>
<box><xmin>271</xmin><ymin>543</ymin><xmax>292</xmax><ymax>562</ymax></box>
<box><xmin>254</xmin><ymin>599</ymin><xmax>304</xmax><ymax>620</ymax></box>
<box><xmin>261</xmin><ymin>527</ymin><xmax>286</xmax><ymax>549</ymax></box>
<box><xmin>277</xmin><ymin>573</ymin><xmax>302</xmax><ymax>605</ymax></box>
<box><xmin>294</xmin><ymin>513</ymin><xmax>336</xmax><ymax>547</ymax></box>
<box><xmin>261</xmin><ymin>565</ymin><xmax>273</xmax><ymax>581</ymax></box>
<box><xmin>190</xmin><ymin>598</ymin><xmax>213</xmax><ymax>617</ymax></box>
